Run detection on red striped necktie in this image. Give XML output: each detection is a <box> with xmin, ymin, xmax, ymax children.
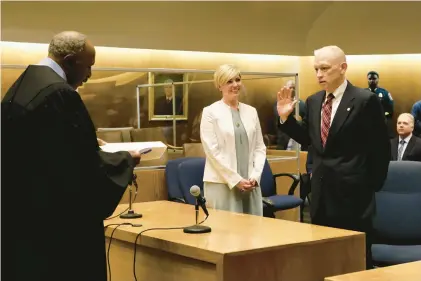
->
<box><xmin>321</xmin><ymin>93</ymin><xmax>335</xmax><ymax>147</ymax></box>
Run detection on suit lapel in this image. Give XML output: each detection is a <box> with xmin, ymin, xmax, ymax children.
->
<box><xmin>402</xmin><ymin>136</ymin><xmax>416</xmax><ymax>160</ymax></box>
<box><xmin>391</xmin><ymin>138</ymin><xmax>398</xmax><ymax>160</ymax></box>
<box><xmin>325</xmin><ymin>83</ymin><xmax>355</xmax><ymax>148</ymax></box>
<box><xmin>311</xmin><ymin>91</ymin><xmax>325</xmax><ymax>152</ymax></box>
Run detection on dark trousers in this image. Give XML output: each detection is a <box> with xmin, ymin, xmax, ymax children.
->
<box><xmin>312</xmin><ymin>209</ymin><xmax>373</xmax><ymax>269</ymax></box>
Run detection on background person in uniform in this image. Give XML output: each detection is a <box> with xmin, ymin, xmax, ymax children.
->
<box><xmin>367</xmin><ymin>71</ymin><xmax>395</xmax><ymax>137</ymax></box>
<box><xmin>390</xmin><ymin>113</ymin><xmax>421</xmax><ymax>161</ymax></box>
<box><xmin>276</xmin><ymin>46</ymin><xmax>390</xmax><ymax>269</ymax></box>
<box><xmin>411</xmin><ymin>99</ymin><xmax>421</xmax><ymax>137</ymax></box>
<box><xmin>200</xmin><ymin>64</ymin><xmax>266</xmax><ymax>216</ymax></box>
<box><xmin>1</xmin><ymin>31</ymin><xmax>141</xmax><ymax>281</ymax></box>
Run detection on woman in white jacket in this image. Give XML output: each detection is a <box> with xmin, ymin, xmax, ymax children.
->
<box><xmin>200</xmin><ymin>64</ymin><xmax>267</xmax><ymax>216</ymax></box>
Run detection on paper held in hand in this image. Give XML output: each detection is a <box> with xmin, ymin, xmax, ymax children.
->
<box><xmin>100</xmin><ymin>141</ymin><xmax>167</xmax><ymax>161</ymax></box>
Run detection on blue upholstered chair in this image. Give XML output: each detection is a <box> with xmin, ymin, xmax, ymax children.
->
<box><xmin>177</xmin><ymin>157</ymin><xmax>206</xmax><ymax>205</ymax></box>
<box><xmin>165</xmin><ymin>157</ymin><xmax>203</xmax><ymax>203</ymax></box>
<box><xmin>176</xmin><ymin>157</ymin><xmax>302</xmax><ymax>218</ymax></box>
<box><xmin>260</xmin><ymin>159</ymin><xmax>303</xmax><ymax>218</ymax></box>
<box><xmin>372</xmin><ymin>161</ymin><xmax>421</xmax><ymax>266</ymax></box>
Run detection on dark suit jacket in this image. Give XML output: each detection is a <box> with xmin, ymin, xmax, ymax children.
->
<box><xmin>279</xmin><ymin>81</ymin><xmax>390</xmax><ymax>220</ymax></box>
<box><xmin>154</xmin><ymin>96</ymin><xmax>183</xmax><ymax>115</ymax></box>
<box><xmin>390</xmin><ymin>135</ymin><xmax>421</xmax><ymax>161</ymax></box>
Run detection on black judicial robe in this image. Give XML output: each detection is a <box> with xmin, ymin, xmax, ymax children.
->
<box><xmin>1</xmin><ymin>65</ymin><xmax>135</xmax><ymax>281</ymax></box>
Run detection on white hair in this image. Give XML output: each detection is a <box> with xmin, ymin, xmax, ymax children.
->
<box><xmin>48</xmin><ymin>31</ymin><xmax>87</xmax><ymax>58</ymax></box>
<box><xmin>398</xmin><ymin>113</ymin><xmax>415</xmax><ymax>127</ymax></box>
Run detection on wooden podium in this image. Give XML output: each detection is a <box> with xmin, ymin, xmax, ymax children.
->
<box><xmin>105</xmin><ymin>201</ymin><xmax>365</xmax><ymax>281</ymax></box>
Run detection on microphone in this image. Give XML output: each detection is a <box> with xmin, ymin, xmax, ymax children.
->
<box><xmin>183</xmin><ymin>185</ymin><xmax>211</xmax><ymax>234</ymax></box>
<box><xmin>190</xmin><ymin>185</ymin><xmax>209</xmax><ymax>217</ymax></box>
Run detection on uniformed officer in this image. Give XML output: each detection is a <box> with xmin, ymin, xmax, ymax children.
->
<box><xmin>367</xmin><ymin>71</ymin><xmax>394</xmax><ymax>120</ymax></box>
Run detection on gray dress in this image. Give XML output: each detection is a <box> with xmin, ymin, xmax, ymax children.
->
<box><xmin>203</xmin><ymin>108</ymin><xmax>263</xmax><ymax>216</ymax></box>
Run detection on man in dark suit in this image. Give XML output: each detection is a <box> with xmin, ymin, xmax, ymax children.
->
<box><xmin>276</xmin><ymin>45</ymin><xmax>390</xmax><ymax>269</ymax></box>
<box><xmin>1</xmin><ymin>31</ymin><xmax>141</xmax><ymax>281</ymax></box>
<box><xmin>390</xmin><ymin>113</ymin><xmax>421</xmax><ymax>161</ymax></box>
<box><xmin>154</xmin><ymin>79</ymin><xmax>183</xmax><ymax>115</ymax></box>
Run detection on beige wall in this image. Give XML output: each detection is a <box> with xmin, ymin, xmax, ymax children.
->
<box><xmin>1</xmin><ymin>1</ymin><xmax>420</xmax><ymax>55</ymax></box>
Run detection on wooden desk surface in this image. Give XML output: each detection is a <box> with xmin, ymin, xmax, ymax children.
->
<box><xmin>105</xmin><ymin>201</ymin><xmax>363</xmax><ymax>262</ymax></box>
<box><xmin>325</xmin><ymin>261</ymin><xmax>421</xmax><ymax>281</ymax></box>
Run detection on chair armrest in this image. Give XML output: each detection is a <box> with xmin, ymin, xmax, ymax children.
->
<box><xmin>262</xmin><ymin>197</ymin><xmax>275</xmax><ymax>209</ymax></box>
<box><xmin>272</xmin><ymin>173</ymin><xmax>300</xmax><ymax>195</ymax></box>
<box><xmin>169</xmin><ymin>197</ymin><xmax>186</xmax><ymax>204</ymax></box>
<box><xmin>166</xmin><ymin>144</ymin><xmax>184</xmax><ymax>150</ymax></box>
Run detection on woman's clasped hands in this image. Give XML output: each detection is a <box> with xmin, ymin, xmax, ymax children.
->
<box><xmin>236</xmin><ymin>178</ymin><xmax>257</xmax><ymax>192</ymax></box>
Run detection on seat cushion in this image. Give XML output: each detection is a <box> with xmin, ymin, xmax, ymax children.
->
<box><xmin>264</xmin><ymin>195</ymin><xmax>303</xmax><ymax>211</ymax></box>
<box><xmin>372</xmin><ymin>244</ymin><xmax>421</xmax><ymax>265</ymax></box>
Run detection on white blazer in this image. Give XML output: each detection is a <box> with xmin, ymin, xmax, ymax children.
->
<box><xmin>200</xmin><ymin>100</ymin><xmax>267</xmax><ymax>189</ymax></box>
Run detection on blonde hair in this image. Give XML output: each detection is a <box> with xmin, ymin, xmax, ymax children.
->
<box><xmin>213</xmin><ymin>64</ymin><xmax>241</xmax><ymax>89</ymax></box>
<box><xmin>398</xmin><ymin>113</ymin><xmax>415</xmax><ymax>127</ymax></box>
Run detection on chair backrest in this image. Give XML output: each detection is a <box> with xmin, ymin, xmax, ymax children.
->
<box><xmin>259</xmin><ymin>159</ymin><xmax>276</xmax><ymax>197</ymax></box>
<box><xmin>373</xmin><ymin>161</ymin><xmax>421</xmax><ymax>244</ymax></box>
<box><xmin>97</xmin><ymin>127</ymin><xmax>133</xmax><ymax>142</ymax></box>
<box><xmin>96</xmin><ymin>130</ymin><xmax>123</xmax><ymax>143</ymax></box>
<box><xmin>165</xmin><ymin>157</ymin><xmax>201</xmax><ymax>202</ymax></box>
<box><xmin>178</xmin><ymin>158</ymin><xmax>206</xmax><ymax>205</ymax></box>
<box><xmin>183</xmin><ymin>143</ymin><xmax>206</xmax><ymax>158</ymax></box>
<box><xmin>130</xmin><ymin>127</ymin><xmax>167</xmax><ymax>143</ymax></box>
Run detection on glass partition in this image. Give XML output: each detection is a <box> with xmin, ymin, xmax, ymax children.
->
<box><xmin>1</xmin><ymin>66</ymin><xmax>301</xmax><ymax>170</ymax></box>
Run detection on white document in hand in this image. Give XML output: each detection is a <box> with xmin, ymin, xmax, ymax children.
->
<box><xmin>100</xmin><ymin>141</ymin><xmax>167</xmax><ymax>161</ymax></box>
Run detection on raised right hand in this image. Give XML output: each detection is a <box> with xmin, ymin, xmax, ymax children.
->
<box><xmin>277</xmin><ymin>86</ymin><xmax>298</xmax><ymax>121</ymax></box>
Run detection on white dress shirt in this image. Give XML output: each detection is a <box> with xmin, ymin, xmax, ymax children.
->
<box><xmin>398</xmin><ymin>134</ymin><xmax>412</xmax><ymax>160</ymax></box>
<box><xmin>37</xmin><ymin>57</ymin><xmax>67</xmax><ymax>81</ymax></box>
<box><xmin>321</xmin><ymin>79</ymin><xmax>347</xmax><ymax>126</ymax></box>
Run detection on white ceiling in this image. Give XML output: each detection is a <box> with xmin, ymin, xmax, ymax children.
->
<box><xmin>2</xmin><ymin>1</ymin><xmax>421</xmax><ymax>55</ymax></box>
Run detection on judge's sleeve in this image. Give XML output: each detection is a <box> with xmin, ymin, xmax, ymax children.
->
<box><xmin>52</xmin><ymin>87</ymin><xmax>136</xmax><ymax>219</ymax></box>
<box><xmin>96</xmin><ymin>150</ymin><xmax>136</xmax><ymax>218</ymax></box>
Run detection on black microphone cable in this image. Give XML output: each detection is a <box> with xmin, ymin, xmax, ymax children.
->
<box><xmin>105</xmin><ymin>174</ymin><xmax>139</xmax><ymax>220</ymax></box>
<box><xmin>104</xmin><ymin>222</ymin><xmax>142</xmax><ymax>281</ymax></box>
<box><xmin>132</xmin><ymin>215</ymin><xmax>210</xmax><ymax>281</ymax></box>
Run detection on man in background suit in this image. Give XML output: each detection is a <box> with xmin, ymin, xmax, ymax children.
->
<box><xmin>154</xmin><ymin>79</ymin><xmax>183</xmax><ymax>115</ymax></box>
<box><xmin>390</xmin><ymin>113</ymin><xmax>421</xmax><ymax>161</ymax></box>
<box><xmin>1</xmin><ymin>31</ymin><xmax>141</xmax><ymax>281</ymax></box>
<box><xmin>277</xmin><ymin>45</ymin><xmax>390</xmax><ymax>269</ymax></box>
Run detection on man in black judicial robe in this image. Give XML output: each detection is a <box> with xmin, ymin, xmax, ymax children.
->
<box><xmin>1</xmin><ymin>31</ymin><xmax>141</xmax><ymax>281</ymax></box>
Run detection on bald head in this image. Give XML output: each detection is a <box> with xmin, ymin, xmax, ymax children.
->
<box><xmin>313</xmin><ymin>45</ymin><xmax>348</xmax><ymax>93</ymax></box>
<box><xmin>314</xmin><ymin>45</ymin><xmax>347</xmax><ymax>65</ymax></box>
<box><xmin>48</xmin><ymin>31</ymin><xmax>95</xmax><ymax>90</ymax></box>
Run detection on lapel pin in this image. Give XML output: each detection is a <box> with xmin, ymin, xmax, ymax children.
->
<box><xmin>347</xmin><ymin>107</ymin><xmax>350</xmax><ymax>111</ymax></box>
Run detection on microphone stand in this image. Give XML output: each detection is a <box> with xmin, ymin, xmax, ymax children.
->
<box><xmin>183</xmin><ymin>199</ymin><xmax>211</xmax><ymax>234</ymax></box>
<box><xmin>120</xmin><ymin>174</ymin><xmax>142</xmax><ymax>219</ymax></box>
